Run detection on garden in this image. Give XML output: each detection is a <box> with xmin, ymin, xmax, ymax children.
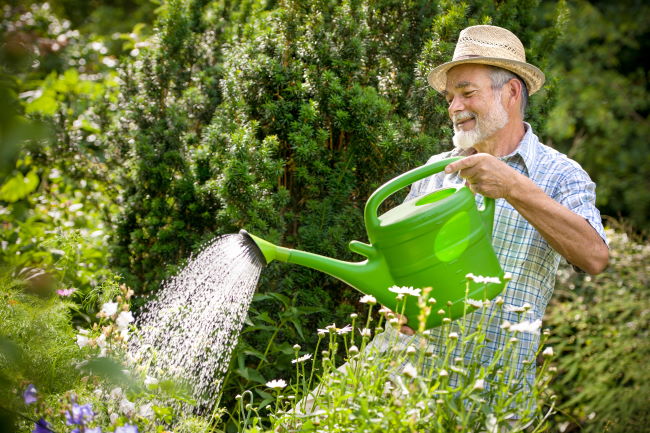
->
<box><xmin>1</xmin><ymin>0</ymin><xmax>649</xmax><ymax>432</ymax></box>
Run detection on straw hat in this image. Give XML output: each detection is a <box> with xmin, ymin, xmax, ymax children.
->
<box><xmin>427</xmin><ymin>25</ymin><xmax>545</xmax><ymax>95</ymax></box>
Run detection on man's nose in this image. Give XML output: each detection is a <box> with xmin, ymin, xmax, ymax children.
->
<box><xmin>448</xmin><ymin>95</ymin><xmax>464</xmax><ymax>115</ymax></box>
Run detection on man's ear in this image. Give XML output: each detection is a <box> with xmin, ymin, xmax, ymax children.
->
<box><xmin>506</xmin><ymin>78</ymin><xmax>522</xmax><ymax>112</ymax></box>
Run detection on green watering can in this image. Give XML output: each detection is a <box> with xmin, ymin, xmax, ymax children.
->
<box><xmin>242</xmin><ymin>157</ymin><xmax>506</xmax><ymax>329</ymax></box>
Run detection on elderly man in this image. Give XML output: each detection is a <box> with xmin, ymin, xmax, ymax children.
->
<box><xmin>400</xmin><ymin>25</ymin><xmax>608</xmax><ymax>332</ymax></box>
<box><xmin>296</xmin><ymin>25</ymin><xmax>608</xmax><ymax>424</ymax></box>
<box><xmin>376</xmin><ymin>23</ymin><xmax>608</xmax><ymax>413</ymax></box>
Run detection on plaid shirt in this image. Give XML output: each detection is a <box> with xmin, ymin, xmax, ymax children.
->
<box><xmin>369</xmin><ymin>123</ymin><xmax>607</xmax><ymax>388</ymax></box>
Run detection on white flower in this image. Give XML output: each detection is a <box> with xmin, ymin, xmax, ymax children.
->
<box><xmin>406</xmin><ymin>346</ymin><xmax>416</xmax><ymax>354</ymax></box>
<box><xmin>266</xmin><ymin>379</ymin><xmax>287</xmax><ymax>389</ymax></box>
<box><xmin>542</xmin><ymin>346</ymin><xmax>554</xmax><ymax>357</ymax></box>
<box><xmin>504</xmin><ymin>303</ymin><xmax>532</xmax><ymax>313</ymax></box>
<box><xmin>95</xmin><ymin>333</ymin><xmax>106</xmax><ymax>348</ymax></box>
<box><xmin>144</xmin><ymin>375</ymin><xmax>158</xmax><ymax>387</ymax></box>
<box><xmin>359</xmin><ymin>294</ymin><xmax>377</xmax><ymax>305</ymax></box>
<box><xmin>100</xmin><ymin>302</ymin><xmax>119</xmax><ymax>317</ymax></box>
<box><xmin>465</xmin><ymin>273</ymin><xmax>501</xmax><ymax>284</ymax></box>
<box><xmin>402</xmin><ymin>362</ymin><xmax>417</xmax><ymax>379</ymax></box>
<box><xmin>138</xmin><ymin>402</ymin><xmax>154</xmax><ymax>418</ymax></box>
<box><xmin>109</xmin><ymin>412</ymin><xmax>119</xmax><ymax>424</ymax></box>
<box><xmin>76</xmin><ymin>334</ymin><xmax>89</xmax><ymax>348</ymax></box>
<box><xmin>473</xmin><ymin>378</ymin><xmax>485</xmax><ymax>391</ymax></box>
<box><xmin>486</xmin><ymin>414</ymin><xmax>498</xmax><ymax>433</ymax></box>
<box><xmin>448</xmin><ymin>332</ymin><xmax>459</xmax><ymax>340</ymax></box>
<box><xmin>359</xmin><ymin>328</ymin><xmax>372</xmax><ymax>338</ymax></box>
<box><xmin>388</xmin><ymin>286</ymin><xmax>422</xmax><ymax>297</ymax></box>
<box><xmin>466</xmin><ymin>298</ymin><xmax>484</xmax><ymax>308</ymax></box>
<box><xmin>349</xmin><ymin>345</ymin><xmax>359</xmax><ymax>355</ymax></box>
<box><xmin>109</xmin><ymin>387</ymin><xmax>123</xmax><ymax>400</ymax></box>
<box><xmin>378</xmin><ymin>306</ymin><xmax>392</xmax><ymax>315</ymax></box>
<box><xmin>291</xmin><ymin>354</ymin><xmax>312</xmax><ymax>364</ymax></box>
<box><xmin>115</xmin><ymin>311</ymin><xmax>134</xmax><ymax>330</ymax></box>
<box><xmin>509</xmin><ymin>319</ymin><xmax>542</xmax><ymax>334</ymax></box>
<box><xmin>500</xmin><ymin>320</ymin><xmax>512</xmax><ymax>330</ymax></box>
<box><xmin>337</xmin><ymin>325</ymin><xmax>353</xmax><ymax>335</ymax></box>
<box><xmin>438</xmin><ymin>369</ymin><xmax>449</xmax><ymax>377</ymax></box>
<box><xmin>119</xmin><ymin>398</ymin><xmax>136</xmax><ymax>417</ymax></box>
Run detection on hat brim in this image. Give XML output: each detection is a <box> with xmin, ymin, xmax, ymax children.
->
<box><xmin>427</xmin><ymin>57</ymin><xmax>545</xmax><ymax>95</ymax></box>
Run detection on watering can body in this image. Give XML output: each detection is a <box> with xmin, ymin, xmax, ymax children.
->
<box><xmin>243</xmin><ymin>157</ymin><xmax>507</xmax><ymax>329</ymax></box>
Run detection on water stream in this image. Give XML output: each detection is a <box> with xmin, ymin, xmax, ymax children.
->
<box><xmin>129</xmin><ymin>233</ymin><xmax>265</xmax><ymax>412</ymax></box>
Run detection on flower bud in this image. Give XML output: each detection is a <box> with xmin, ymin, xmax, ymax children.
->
<box><xmin>542</xmin><ymin>346</ymin><xmax>554</xmax><ymax>357</ymax></box>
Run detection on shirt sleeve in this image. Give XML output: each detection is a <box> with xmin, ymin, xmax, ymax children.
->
<box><xmin>554</xmin><ymin>165</ymin><xmax>608</xmax><ymax>246</ymax></box>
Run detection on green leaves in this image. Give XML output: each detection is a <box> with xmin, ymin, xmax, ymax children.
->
<box><xmin>546</xmin><ymin>228</ymin><xmax>650</xmax><ymax>432</ymax></box>
<box><xmin>0</xmin><ymin>170</ymin><xmax>39</xmax><ymax>202</ymax></box>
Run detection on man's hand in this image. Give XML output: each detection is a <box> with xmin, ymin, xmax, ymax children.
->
<box><xmin>444</xmin><ymin>153</ymin><xmax>520</xmax><ymax>199</ymax></box>
<box><xmin>390</xmin><ymin>311</ymin><xmax>415</xmax><ymax>336</ymax></box>
<box><xmin>446</xmin><ymin>152</ymin><xmax>609</xmax><ymax>275</ymax></box>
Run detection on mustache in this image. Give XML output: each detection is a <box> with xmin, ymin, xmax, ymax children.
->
<box><xmin>452</xmin><ymin>111</ymin><xmax>477</xmax><ymax>126</ymax></box>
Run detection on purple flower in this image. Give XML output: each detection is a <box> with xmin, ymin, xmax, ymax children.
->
<box><xmin>32</xmin><ymin>418</ymin><xmax>54</xmax><ymax>433</ymax></box>
<box><xmin>23</xmin><ymin>384</ymin><xmax>38</xmax><ymax>405</ymax></box>
<box><xmin>65</xmin><ymin>402</ymin><xmax>94</xmax><ymax>425</ymax></box>
<box><xmin>56</xmin><ymin>288</ymin><xmax>77</xmax><ymax>297</ymax></box>
<box><xmin>114</xmin><ymin>425</ymin><xmax>138</xmax><ymax>433</ymax></box>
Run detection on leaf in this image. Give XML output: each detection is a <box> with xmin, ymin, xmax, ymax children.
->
<box><xmin>0</xmin><ymin>170</ymin><xmax>39</xmax><ymax>202</ymax></box>
<box><xmin>235</xmin><ymin>367</ymin><xmax>266</xmax><ymax>384</ymax></box>
<box><xmin>77</xmin><ymin>357</ymin><xmax>136</xmax><ymax>389</ymax></box>
<box><xmin>25</xmin><ymin>91</ymin><xmax>58</xmax><ymax>115</ymax></box>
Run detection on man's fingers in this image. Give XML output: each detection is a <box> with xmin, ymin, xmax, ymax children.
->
<box><xmin>400</xmin><ymin>325</ymin><xmax>416</xmax><ymax>336</ymax></box>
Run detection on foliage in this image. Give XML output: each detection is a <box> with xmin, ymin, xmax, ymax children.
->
<box><xmin>0</xmin><ymin>2</ymin><xmax>135</xmax><ymax>305</ymax></box>
<box><xmin>545</xmin><ymin>0</ymin><xmax>650</xmax><ymax>233</ymax></box>
<box><xmin>545</xmin><ymin>226</ymin><xmax>650</xmax><ymax>432</ymax></box>
<box><xmin>232</xmin><ymin>289</ymin><xmax>556</xmax><ymax>432</ymax></box>
<box><xmin>0</xmin><ymin>267</ymin><xmax>211</xmax><ymax>433</ymax></box>
<box><xmin>0</xmin><ymin>272</ymin><xmax>84</xmax><ymax>403</ymax></box>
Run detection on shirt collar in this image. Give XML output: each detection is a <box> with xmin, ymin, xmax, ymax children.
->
<box><xmin>498</xmin><ymin>122</ymin><xmax>539</xmax><ymax>177</ymax></box>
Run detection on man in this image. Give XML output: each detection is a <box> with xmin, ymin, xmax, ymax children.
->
<box><xmin>388</xmin><ymin>20</ymin><xmax>606</xmax><ymax>391</ymax></box>
<box><xmin>370</xmin><ymin>24</ymin><xmax>608</xmax><ymax>413</ymax></box>
<box><xmin>297</xmin><ymin>25</ymin><xmax>608</xmax><ymax>423</ymax></box>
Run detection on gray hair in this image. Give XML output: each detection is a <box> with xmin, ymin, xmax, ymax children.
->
<box><xmin>488</xmin><ymin>66</ymin><xmax>528</xmax><ymax>117</ymax></box>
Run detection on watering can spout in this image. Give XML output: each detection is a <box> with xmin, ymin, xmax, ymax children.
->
<box><xmin>240</xmin><ymin>229</ymin><xmax>395</xmax><ymax>306</ymax></box>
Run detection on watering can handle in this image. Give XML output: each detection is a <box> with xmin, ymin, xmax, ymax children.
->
<box><xmin>364</xmin><ymin>157</ymin><xmax>495</xmax><ymax>240</ymax></box>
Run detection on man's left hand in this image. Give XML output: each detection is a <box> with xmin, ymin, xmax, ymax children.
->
<box><xmin>444</xmin><ymin>153</ymin><xmax>519</xmax><ymax>199</ymax></box>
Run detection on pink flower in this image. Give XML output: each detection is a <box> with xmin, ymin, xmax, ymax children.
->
<box><xmin>56</xmin><ymin>288</ymin><xmax>77</xmax><ymax>297</ymax></box>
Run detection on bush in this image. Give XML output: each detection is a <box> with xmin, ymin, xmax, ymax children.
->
<box><xmin>545</xmin><ymin>225</ymin><xmax>650</xmax><ymax>433</ymax></box>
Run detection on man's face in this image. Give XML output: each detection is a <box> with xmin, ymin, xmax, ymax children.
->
<box><xmin>443</xmin><ymin>64</ymin><xmax>509</xmax><ymax>150</ymax></box>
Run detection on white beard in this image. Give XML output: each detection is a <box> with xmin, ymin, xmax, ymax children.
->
<box><xmin>452</xmin><ymin>93</ymin><xmax>509</xmax><ymax>150</ymax></box>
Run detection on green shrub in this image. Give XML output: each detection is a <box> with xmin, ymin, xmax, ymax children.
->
<box><xmin>545</xmin><ymin>225</ymin><xmax>650</xmax><ymax>433</ymax></box>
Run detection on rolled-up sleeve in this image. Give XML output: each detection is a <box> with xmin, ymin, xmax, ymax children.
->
<box><xmin>554</xmin><ymin>166</ymin><xmax>608</xmax><ymax>246</ymax></box>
